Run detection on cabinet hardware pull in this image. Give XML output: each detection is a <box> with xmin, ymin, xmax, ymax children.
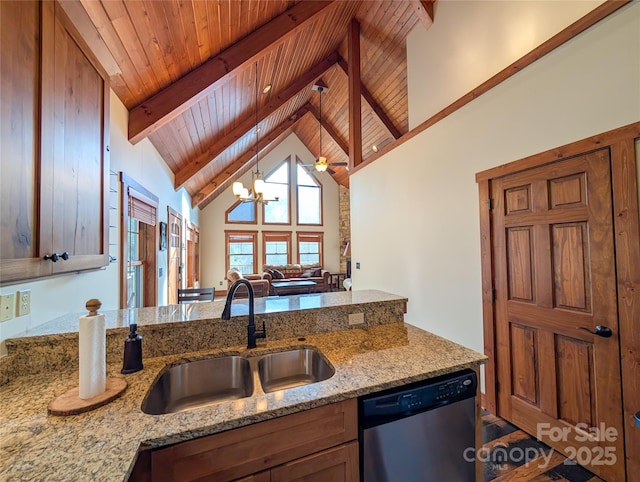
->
<box><xmin>44</xmin><ymin>252</ymin><xmax>70</xmax><ymax>262</ymax></box>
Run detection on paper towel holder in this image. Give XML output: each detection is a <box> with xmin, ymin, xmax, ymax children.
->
<box><xmin>48</xmin><ymin>299</ymin><xmax>128</xmax><ymax>416</ymax></box>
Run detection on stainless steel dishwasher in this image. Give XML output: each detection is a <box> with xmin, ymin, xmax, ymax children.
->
<box><xmin>359</xmin><ymin>369</ymin><xmax>477</xmax><ymax>482</ymax></box>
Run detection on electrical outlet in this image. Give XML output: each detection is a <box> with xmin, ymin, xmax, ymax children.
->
<box><xmin>219</xmin><ymin>281</ymin><xmax>223</xmax><ymax>286</ymax></box>
<box><xmin>0</xmin><ymin>293</ymin><xmax>15</xmax><ymax>322</ymax></box>
<box><xmin>17</xmin><ymin>289</ymin><xmax>31</xmax><ymax>316</ymax></box>
<box><xmin>356</xmin><ymin>262</ymin><xmax>361</xmax><ymax>269</ymax></box>
<box><xmin>348</xmin><ymin>312</ymin><xmax>364</xmax><ymax>326</ymax></box>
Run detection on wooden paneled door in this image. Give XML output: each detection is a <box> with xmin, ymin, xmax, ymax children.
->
<box><xmin>167</xmin><ymin>208</ymin><xmax>182</xmax><ymax>305</ymax></box>
<box><xmin>185</xmin><ymin>222</ymin><xmax>200</xmax><ymax>288</ymax></box>
<box><xmin>490</xmin><ymin>149</ymin><xmax>625</xmax><ymax>481</ymax></box>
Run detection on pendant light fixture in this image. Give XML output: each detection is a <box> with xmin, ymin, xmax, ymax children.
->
<box><xmin>308</xmin><ymin>83</ymin><xmax>347</xmax><ymax>173</ymax></box>
<box><xmin>315</xmin><ymin>84</ymin><xmax>328</xmax><ymax>172</ymax></box>
<box><xmin>232</xmin><ymin>62</ymin><xmax>278</xmax><ymax>204</ymax></box>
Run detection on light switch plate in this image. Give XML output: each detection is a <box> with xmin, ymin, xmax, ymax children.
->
<box><xmin>0</xmin><ymin>293</ymin><xmax>15</xmax><ymax>322</ymax></box>
<box><xmin>17</xmin><ymin>289</ymin><xmax>31</xmax><ymax>316</ymax></box>
<box><xmin>348</xmin><ymin>312</ymin><xmax>364</xmax><ymax>326</ymax></box>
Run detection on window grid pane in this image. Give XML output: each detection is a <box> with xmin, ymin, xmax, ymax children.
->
<box><xmin>227</xmin><ymin>232</ymin><xmax>256</xmax><ymax>274</ymax></box>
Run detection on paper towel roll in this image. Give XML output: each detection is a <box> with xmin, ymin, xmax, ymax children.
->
<box><xmin>78</xmin><ymin>313</ymin><xmax>106</xmax><ymax>399</ymax></box>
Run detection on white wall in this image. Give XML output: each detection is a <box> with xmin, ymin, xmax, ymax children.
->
<box><xmin>109</xmin><ymin>93</ymin><xmax>199</xmax><ymax>306</ymax></box>
<box><xmin>408</xmin><ymin>0</ymin><xmax>604</xmax><ymax>129</ymax></box>
<box><xmin>200</xmin><ymin>133</ymin><xmax>341</xmax><ymax>290</ymax></box>
<box><xmin>351</xmin><ymin>2</ymin><xmax>640</xmax><ymax>354</ymax></box>
<box><xmin>0</xmin><ymin>92</ymin><xmax>198</xmax><ymax>343</ymax></box>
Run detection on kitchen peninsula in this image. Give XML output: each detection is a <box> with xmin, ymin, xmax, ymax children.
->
<box><xmin>0</xmin><ymin>290</ymin><xmax>486</xmax><ymax>481</ymax></box>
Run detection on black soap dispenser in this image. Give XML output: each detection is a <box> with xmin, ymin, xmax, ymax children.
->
<box><xmin>121</xmin><ymin>323</ymin><xmax>143</xmax><ymax>374</ymax></box>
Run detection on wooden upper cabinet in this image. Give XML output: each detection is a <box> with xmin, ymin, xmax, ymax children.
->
<box><xmin>0</xmin><ymin>0</ymin><xmax>109</xmax><ymax>284</ymax></box>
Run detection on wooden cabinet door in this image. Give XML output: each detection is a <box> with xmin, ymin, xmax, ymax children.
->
<box><xmin>0</xmin><ymin>1</ymin><xmax>109</xmax><ymax>283</ymax></box>
<box><xmin>0</xmin><ymin>1</ymin><xmax>51</xmax><ymax>281</ymax></box>
<box><xmin>43</xmin><ymin>1</ymin><xmax>109</xmax><ymax>275</ymax></box>
<box><xmin>491</xmin><ymin>149</ymin><xmax>625</xmax><ymax>481</ymax></box>
<box><xmin>271</xmin><ymin>442</ymin><xmax>359</xmax><ymax>482</ymax></box>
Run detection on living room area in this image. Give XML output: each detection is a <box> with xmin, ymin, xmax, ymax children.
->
<box><xmin>200</xmin><ymin>134</ymin><xmax>351</xmax><ymax>299</ymax></box>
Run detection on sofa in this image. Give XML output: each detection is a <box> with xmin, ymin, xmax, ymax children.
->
<box><xmin>262</xmin><ymin>264</ymin><xmax>331</xmax><ymax>295</ymax></box>
<box><xmin>226</xmin><ymin>271</ymin><xmax>270</xmax><ymax>298</ymax></box>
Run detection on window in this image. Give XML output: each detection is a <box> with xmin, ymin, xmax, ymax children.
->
<box><xmin>226</xmin><ymin>199</ymin><xmax>257</xmax><ymax>224</ymax></box>
<box><xmin>120</xmin><ymin>173</ymin><xmax>158</xmax><ymax>309</ymax></box>
<box><xmin>297</xmin><ymin>232</ymin><xmax>323</xmax><ymax>266</ymax></box>
<box><xmin>263</xmin><ymin>231</ymin><xmax>292</xmax><ymax>266</ymax></box>
<box><xmin>263</xmin><ymin>159</ymin><xmax>290</xmax><ymax>224</ymax></box>
<box><xmin>226</xmin><ymin>231</ymin><xmax>257</xmax><ymax>274</ymax></box>
<box><xmin>296</xmin><ymin>159</ymin><xmax>322</xmax><ymax>225</ymax></box>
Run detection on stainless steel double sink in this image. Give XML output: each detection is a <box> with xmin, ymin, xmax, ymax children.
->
<box><xmin>141</xmin><ymin>348</ymin><xmax>335</xmax><ymax>415</ymax></box>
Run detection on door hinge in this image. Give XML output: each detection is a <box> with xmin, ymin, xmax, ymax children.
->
<box><xmin>495</xmin><ymin>380</ymin><xmax>500</xmax><ymax>394</ymax></box>
<box><xmin>492</xmin><ymin>288</ymin><xmax>496</xmax><ymax>301</ymax></box>
<box><xmin>487</xmin><ymin>198</ymin><xmax>493</xmax><ymax>210</ymax></box>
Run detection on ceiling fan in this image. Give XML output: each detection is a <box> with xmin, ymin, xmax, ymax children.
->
<box><xmin>302</xmin><ymin>83</ymin><xmax>348</xmax><ymax>174</ymax></box>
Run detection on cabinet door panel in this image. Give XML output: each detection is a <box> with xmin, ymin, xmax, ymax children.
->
<box><xmin>271</xmin><ymin>442</ymin><xmax>359</xmax><ymax>482</ymax></box>
<box><xmin>0</xmin><ymin>1</ymin><xmax>109</xmax><ymax>283</ymax></box>
<box><xmin>151</xmin><ymin>399</ymin><xmax>357</xmax><ymax>482</ymax></box>
<box><xmin>49</xmin><ymin>3</ymin><xmax>108</xmax><ymax>273</ymax></box>
<box><xmin>0</xmin><ymin>1</ymin><xmax>51</xmax><ymax>280</ymax></box>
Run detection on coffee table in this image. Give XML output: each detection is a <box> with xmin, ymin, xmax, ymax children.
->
<box><xmin>271</xmin><ymin>280</ymin><xmax>317</xmax><ymax>296</ymax></box>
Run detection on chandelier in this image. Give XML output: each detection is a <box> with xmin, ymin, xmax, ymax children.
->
<box><xmin>232</xmin><ymin>62</ymin><xmax>278</xmax><ymax>204</ymax></box>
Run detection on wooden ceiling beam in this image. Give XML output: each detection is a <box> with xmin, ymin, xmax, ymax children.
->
<box><xmin>57</xmin><ymin>0</ymin><xmax>121</xmax><ymax>77</ymax></box>
<box><xmin>192</xmin><ymin>105</ymin><xmax>310</xmax><ymax>208</ymax></box>
<box><xmin>128</xmin><ymin>1</ymin><xmax>335</xmax><ymax>144</ymax></box>
<box><xmin>305</xmin><ymin>103</ymin><xmax>349</xmax><ymax>156</ymax></box>
<box><xmin>411</xmin><ymin>0</ymin><xmax>436</xmax><ymax>29</ymax></box>
<box><xmin>174</xmin><ymin>52</ymin><xmax>339</xmax><ymax>189</ymax></box>
<box><xmin>348</xmin><ymin>19</ymin><xmax>363</xmax><ymax>169</ymax></box>
<box><xmin>336</xmin><ymin>56</ymin><xmax>402</xmax><ymax>140</ymax></box>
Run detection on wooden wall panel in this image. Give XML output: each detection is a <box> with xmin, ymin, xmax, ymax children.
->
<box><xmin>510</xmin><ymin>323</ymin><xmax>538</xmax><ymax>406</ymax></box>
<box><xmin>552</xmin><ymin>223</ymin><xmax>590</xmax><ymax>312</ymax></box>
<box><xmin>555</xmin><ymin>335</ymin><xmax>595</xmax><ymax>427</ymax></box>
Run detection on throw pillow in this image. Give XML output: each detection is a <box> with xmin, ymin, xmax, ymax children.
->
<box><xmin>272</xmin><ymin>269</ymin><xmax>285</xmax><ymax>279</ymax></box>
<box><xmin>226</xmin><ymin>269</ymin><xmax>243</xmax><ymax>283</ymax></box>
<box><xmin>312</xmin><ymin>268</ymin><xmax>322</xmax><ymax>277</ymax></box>
<box><xmin>301</xmin><ymin>269</ymin><xmax>315</xmax><ymax>278</ymax></box>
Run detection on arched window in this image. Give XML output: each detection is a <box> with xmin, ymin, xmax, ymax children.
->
<box><xmin>296</xmin><ymin>159</ymin><xmax>322</xmax><ymax>225</ymax></box>
<box><xmin>263</xmin><ymin>158</ymin><xmax>290</xmax><ymax>224</ymax></box>
<box><xmin>226</xmin><ymin>199</ymin><xmax>257</xmax><ymax>224</ymax></box>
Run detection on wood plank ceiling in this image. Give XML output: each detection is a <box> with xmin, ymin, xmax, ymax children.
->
<box><xmin>76</xmin><ymin>0</ymin><xmax>424</xmax><ymax>208</ymax></box>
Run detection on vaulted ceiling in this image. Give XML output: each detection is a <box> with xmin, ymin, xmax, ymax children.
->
<box><xmin>67</xmin><ymin>0</ymin><xmax>434</xmax><ymax>208</ymax></box>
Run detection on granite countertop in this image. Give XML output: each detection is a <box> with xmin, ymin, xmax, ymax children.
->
<box><xmin>0</xmin><ymin>291</ymin><xmax>486</xmax><ymax>481</ymax></box>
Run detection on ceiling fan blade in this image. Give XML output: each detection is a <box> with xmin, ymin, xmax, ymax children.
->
<box><xmin>327</xmin><ymin>167</ymin><xmax>336</xmax><ymax>175</ymax></box>
<box><xmin>328</xmin><ymin>162</ymin><xmax>348</xmax><ymax>167</ymax></box>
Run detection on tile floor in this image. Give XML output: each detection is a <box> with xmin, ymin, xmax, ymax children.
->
<box><xmin>481</xmin><ymin>411</ymin><xmax>604</xmax><ymax>481</ymax></box>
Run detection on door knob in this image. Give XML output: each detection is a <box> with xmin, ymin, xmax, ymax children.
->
<box><xmin>579</xmin><ymin>325</ymin><xmax>613</xmax><ymax>338</ymax></box>
<box><xmin>60</xmin><ymin>252</ymin><xmax>70</xmax><ymax>261</ymax></box>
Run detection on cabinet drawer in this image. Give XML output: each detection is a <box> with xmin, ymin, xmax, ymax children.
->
<box><xmin>151</xmin><ymin>399</ymin><xmax>357</xmax><ymax>482</ymax></box>
<box><xmin>270</xmin><ymin>441</ymin><xmax>359</xmax><ymax>482</ymax></box>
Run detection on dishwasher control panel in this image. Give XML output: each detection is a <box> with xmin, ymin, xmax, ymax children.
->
<box><xmin>360</xmin><ymin>369</ymin><xmax>477</xmax><ymax>420</ymax></box>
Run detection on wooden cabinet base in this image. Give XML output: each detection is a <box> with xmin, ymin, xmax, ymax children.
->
<box><xmin>144</xmin><ymin>399</ymin><xmax>358</xmax><ymax>482</ymax></box>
